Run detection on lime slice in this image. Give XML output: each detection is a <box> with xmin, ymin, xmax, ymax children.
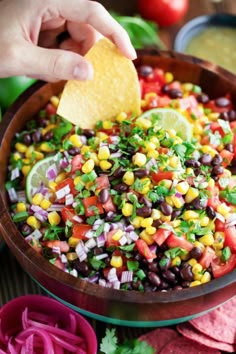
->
<box><xmin>140</xmin><ymin>108</ymin><xmax>193</xmax><ymax>140</ymax></box>
<box><xmin>26</xmin><ymin>155</ymin><xmax>60</xmax><ymax>203</ymax></box>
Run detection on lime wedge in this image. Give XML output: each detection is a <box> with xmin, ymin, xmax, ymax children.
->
<box><xmin>26</xmin><ymin>155</ymin><xmax>60</xmax><ymax>203</ymax></box>
<box><xmin>140</xmin><ymin>108</ymin><xmax>193</xmax><ymax>140</ymax></box>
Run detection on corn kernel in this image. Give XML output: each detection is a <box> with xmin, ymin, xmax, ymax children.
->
<box><xmin>66</xmin><ymin>252</ymin><xmax>78</xmax><ymax>261</ymax></box>
<box><xmin>141</xmin><ymin>218</ymin><xmax>153</xmax><ymax>228</ymax></box>
<box><xmin>188</xmin><ymin>258</ymin><xmax>198</xmax><ymax>267</ymax></box>
<box><xmin>144</xmin><ymin>141</ymin><xmax>156</xmax><ymax>152</ymax></box>
<box><xmin>158</xmin><ymin>179</ymin><xmax>172</xmax><ymax>188</ymax></box>
<box><xmin>201</xmin><ymin>271</ymin><xmax>211</xmax><ymax>284</ymax></box>
<box><xmin>13</xmin><ymin>152</ymin><xmax>21</xmax><ymax>161</ymax></box>
<box><xmin>186</xmin><ymin>167</ymin><xmax>194</xmax><ymax>176</ymax></box>
<box><xmin>165</xmin><ymin>72</ymin><xmax>174</xmax><ymax>83</ymax></box>
<box><xmin>194</xmin><ymin>272</ymin><xmax>203</xmax><ymax>281</ymax></box>
<box><xmin>96</xmin><ymin>132</ymin><xmax>108</xmax><ymax>141</ymax></box>
<box><xmin>208</xmin><ymin>112</ymin><xmax>219</xmax><ymax>121</ymax></box>
<box><xmin>171</xmin><ymin>195</ymin><xmax>185</xmax><ymax>209</ymax></box>
<box><xmin>146</xmin><ymin>226</ymin><xmax>156</xmax><ymax>235</ymax></box>
<box><xmin>98</xmin><ymin>146</ymin><xmax>110</xmax><ymax>160</ymax></box>
<box><xmin>100</xmin><ymin>160</ymin><xmax>112</xmax><ymax>171</ymax></box>
<box><xmin>111</xmin><ymin>256</ymin><xmax>123</xmax><ymax>268</ymax></box>
<box><xmin>68</xmin><ymin>237</ymin><xmax>80</xmax><ymax>247</ymax></box>
<box><xmin>22</xmin><ymin>165</ymin><xmax>31</xmax><ymax>176</ymax></box>
<box><xmin>69</xmin><ymin>134</ymin><xmax>82</xmax><ymax>148</ymax></box>
<box><xmin>176</xmin><ymin>181</ymin><xmax>190</xmax><ymax>195</ymax></box>
<box><xmin>32</xmin><ymin>193</ymin><xmax>43</xmax><ymax>206</ymax></box>
<box><xmin>40</xmin><ymin>142</ymin><xmax>55</xmax><ymax>153</ymax></box>
<box><xmin>102</xmin><ymin>120</ymin><xmax>113</xmax><ymax>129</ymax></box>
<box><xmin>194</xmin><ymin>241</ymin><xmax>205</xmax><ymax>251</ymax></box>
<box><xmin>116</xmin><ymin>112</ymin><xmax>127</xmax><ymax>123</ymax></box>
<box><xmin>172</xmin><ymin>219</ymin><xmax>181</xmax><ymax>228</ymax></box>
<box><xmin>81</xmin><ymin>145</ymin><xmax>91</xmax><ymax>154</ymax></box>
<box><xmin>90</xmin><ymin>152</ymin><xmax>99</xmax><ymax>165</ymax></box>
<box><xmin>34</xmin><ymin>151</ymin><xmax>44</xmax><ymax>160</ymax></box>
<box><xmin>27</xmin><ymin>216</ymin><xmax>41</xmax><ymax>229</ymax></box>
<box><xmin>139</xmin><ymin>230</ymin><xmax>154</xmax><ymax>245</ymax></box>
<box><xmin>48</xmin><ymin>181</ymin><xmax>57</xmax><ymax>191</ymax></box>
<box><xmin>50</xmin><ymin>95</ymin><xmax>59</xmax><ymax>107</ymax></box>
<box><xmin>25</xmin><ymin>146</ymin><xmax>34</xmax><ymax>159</ymax></box>
<box><xmin>165</xmin><ymin>196</ymin><xmax>174</xmax><ymax>206</ymax></box>
<box><xmin>131</xmin><ymin>216</ymin><xmax>144</xmax><ymax>228</ymax></box>
<box><xmin>147</xmin><ymin>150</ymin><xmax>159</xmax><ymax>159</ymax></box>
<box><xmin>180</xmin><ymin>252</ymin><xmax>190</xmax><ymax>261</ymax></box>
<box><xmin>40</xmin><ymin>199</ymin><xmax>51</xmax><ymax>210</ymax></box>
<box><xmin>41</xmin><ymin>124</ymin><xmax>56</xmax><ymax>135</ymax></box>
<box><xmin>160</xmin><ymin>213</ymin><xmax>171</xmax><ymax>222</ymax></box>
<box><xmin>55</xmin><ymin>172</ymin><xmax>67</xmax><ymax>183</ymax></box>
<box><xmin>15</xmin><ymin>142</ymin><xmax>27</xmax><ymax>153</ymax></box>
<box><xmin>151</xmin><ymin>209</ymin><xmax>161</xmax><ymax>220</ymax></box>
<box><xmin>132</xmin><ymin>152</ymin><xmax>147</xmax><ymax>167</ymax></box>
<box><xmin>183</xmin><ymin>210</ymin><xmax>199</xmax><ymax>220</ymax></box>
<box><xmin>150</xmin><ymin>136</ymin><xmax>159</xmax><ymax>146</ymax></box>
<box><xmin>199</xmin><ymin>234</ymin><xmax>214</xmax><ymax>246</ymax></box>
<box><xmin>200</xmin><ymin>216</ymin><xmax>210</xmax><ymax>227</ymax></box>
<box><xmin>136</xmin><ymin>117</ymin><xmax>152</xmax><ymax>130</ymax></box>
<box><xmin>144</xmin><ymin>92</ymin><xmax>157</xmax><ymax>101</ymax></box>
<box><xmin>82</xmin><ymin>159</ymin><xmax>95</xmax><ymax>174</ymax></box>
<box><xmin>185</xmin><ymin>187</ymin><xmax>199</xmax><ymax>203</ymax></box>
<box><xmin>190</xmin><ymin>280</ymin><xmax>201</xmax><ymax>287</ymax></box>
<box><xmin>193</xmin><ymin>123</ymin><xmax>203</xmax><ymax>135</ymax></box>
<box><xmin>201</xmin><ymin>145</ymin><xmax>217</xmax><ymax>157</ymax></box>
<box><xmin>213</xmin><ymin>231</ymin><xmax>225</xmax><ymax>250</ymax></box>
<box><xmin>217</xmin><ymin>203</ymin><xmax>231</xmax><ymax>218</ymax></box>
<box><xmin>122</xmin><ymin>171</ymin><xmax>135</xmax><ymax>186</ymax></box>
<box><xmin>22</xmin><ymin>158</ymin><xmax>30</xmax><ymax>165</ymax></box>
<box><xmin>48</xmin><ymin>211</ymin><xmax>61</xmax><ymax>226</ymax></box>
<box><xmin>112</xmin><ymin>229</ymin><xmax>124</xmax><ymax>241</ymax></box>
<box><xmin>122</xmin><ymin>203</ymin><xmax>133</xmax><ymax>217</ymax></box>
<box><xmin>171</xmin><ymin>256</ymin><xmax>181</xmax><ymax>267</ymax></box>
<box><xmin>139</xmin><ymin>177</ymin><xmax>151</xmax><ymax>194</ymax></box>
<box><xmin>16</xmin><ymin>202</ymin><xmax>27</xmax><ymax>213</ymax></box>
<box><xmin>215</xmin><ymin>249</ymin><xmax>222</xmax><ymax>258</ymax></box>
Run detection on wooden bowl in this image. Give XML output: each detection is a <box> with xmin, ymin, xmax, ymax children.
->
<box><xmin>0</xmin><ymin>51</ymin><xmax>235</xmax><ymax>327</ymax></box>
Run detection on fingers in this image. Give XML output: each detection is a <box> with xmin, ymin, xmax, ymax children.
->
<box><xmin>57</xmin><ymin>0</ymin><xmax>136</xmax><ymax>60</ymax></box>
<box><xmin>18</xmin><ymin>41</ymin><xmax>93</xmax><ymax>82</ymax></box>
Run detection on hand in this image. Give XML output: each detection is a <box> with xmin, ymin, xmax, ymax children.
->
<box><xmin>0</xmin><ymin>0</ymin><xmax>136</xmax><ymax>82</ymax></box>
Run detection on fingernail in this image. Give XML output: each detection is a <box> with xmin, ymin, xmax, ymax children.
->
<box><xmin>129</xmin><ymin>46</ymin><xmax>137</xmax><ymax>60</ymax></box>
<box><xmin>73</xmin><ymin>62</ymin><xmax>93</xmax><ymax>80</ymax></box>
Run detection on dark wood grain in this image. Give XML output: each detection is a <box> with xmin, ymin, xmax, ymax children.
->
<box><xmin>0</xmin><ymin>51</ymin><xmax>235</xmax><ymax>326</ymax></box>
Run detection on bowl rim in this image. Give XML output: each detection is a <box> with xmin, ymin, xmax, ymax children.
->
<box><xmin>0</xmin><ymin>49</ymin><xmax>235</xmax><ymax>307</ymax></box>
<box><xmin>174</xmin><ymin>13</ymin><xmax>236</xmax><ymax>52</ymax></box>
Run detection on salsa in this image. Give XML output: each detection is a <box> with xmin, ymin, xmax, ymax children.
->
<box><xmin>6</xmin><ymin>65</ymin><xmax>236</xmax><ymax>292</ymax></box>
<box><xmin>185</xmin><ymin>26</ymin><xmax>236</xmax><ymax>74</ymax></box>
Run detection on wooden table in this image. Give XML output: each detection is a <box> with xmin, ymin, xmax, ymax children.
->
<box><xmin>1</xmin><ymin>0</ymin><xmax>236</xmax><ymax>350</ymax></box>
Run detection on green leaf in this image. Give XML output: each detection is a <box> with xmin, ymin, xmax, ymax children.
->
<box><xmin>100</xmin><ymin>328</ymin><xmax>118</xmax><ymax>354</ymax></box>
<box><xmin>222</xmin><ymin>246</ymin><xmax>231</xmax><ymax>263</ymax></box>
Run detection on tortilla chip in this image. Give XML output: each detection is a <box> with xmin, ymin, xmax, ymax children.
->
<box><xmin>57</xmin><ymin>38</ymin><xmax>141</xmax><ymax>129</ymax></box>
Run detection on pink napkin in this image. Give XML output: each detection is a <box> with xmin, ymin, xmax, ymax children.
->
<box><xmin>139</xmin><ymin>296</ymin><xmax>236</xmax><ymax>354</ymax></box>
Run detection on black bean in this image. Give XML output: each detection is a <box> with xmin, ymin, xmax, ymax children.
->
<box><xmin>136</xmin><ymin>206</ymin><xmax>152</xmax><ymax>217</ymax></box>
<box><xmin>215</xmin><ymin>97</ymin><xmax>230</xmax><ymax>107</ymax></box>
<box><xmin>113</xmin><ymin>166</ymin><xmax>125</xmax><ymax>178</ymax></box>
<box><xmin>181</xmin><ymin>281</ymin><xmax>191</xmax><ymax>288</ymax></box>
<box><xmin>196</xmin><ymin>94</ymin><xmax>209</xmax><ymax>104</ymax></box>
<box><xmin>134</xmin><ymin>252</ymin><xmax>144</xmax><ymax>262</ymax></box>
<box><xmin>212</xmin><ymin>174</ymin><xmax>219</xmax><ymax>182</ymax></box>
<box><xmin>171</xmin><ymin>266</ymin><xmax>181</xmax><ymax>275</ymax></box>
<box><xmin>173</xmin><ymin>285</ymin><xmax>183</xmax><ymax>290</ymax></box>
<box><xmin>199</xmin><ymin>153</ymin><xmax>212</xmax><ymax>165</ymax></box>
<box><xmin>82</xmin><ymin>129</ymin><xmax>95</xmax><ymax>138</ymax></box>
<box><xmin>36</xmin><ymin>117</ymin><xmax>48</xmax><ymax>127</ymax></box>
<box><xmin>68</xmin><ymin>147</ymin><xmax>81</xmax><ymax>156</ymax></box>
<box><xmin>162</xmin><ymin>270</ymin><xmax>176</xmax><ymax>283</ymax></box>
<box><xmin>152</xmin><ymin>219</ymin><xmax>162</xmax><ymax>228</ymax></box>
<box><xmin>159</xmin><ymin>257</ymin><xmax>171</xmax><ymax>271</ymax></box>
<box><xmin>113</xmin><ymin>183</ymin><xmax>129</xmax><ymax>192</ymax></box>
<box><xmin>212</xmin><ymin>165</ymin><xmax>224</xmax><ymax>175</ymax></box>
<box><xmin>43</xmin><ymin>131</ymin><xmax>54</xmax><ymax>141</ymax></box>
<box><xmin>148</xmin><ymin>262</ymin><xmax>159</xmax><ymax>273</ymax></box>
<box><xmin>148</xmin><ymin>272</ymin><xmax>161</xmax><ymax>287</ymax></box>
<box><xmin>73</xmin><ymin>261</ymin><xmax>90</xmax><ymax>276</ymax></box>
<box><xmin>211</xmin><ymin>154</ymin><xmax>223</xmax><ymax>166</ymax></box>
<box><xmin>192</xmin><ymin>197</ymin><xmax>206</xmax><ymax>210</ymax></box>
<box><xmin>131</xmin><ymin>280</ymin><xmax>142</xmax><ymax>290</ymax></box>
<box><xmin>185</xmin><ymin>159</ymin><xmax>200</xmax><ymax>168</ymax></box>
<box><xmin>180</xmin><ymin>265</ymin><xmax>194</xmax><ymax>282</ymax></box>
<box><xmin>134</xmin><ymin>169</ymin><xmax>148</xmax><ymax>178</ymax></box>
<box><xmin>93</xmin><ymin>247</ymin><xmax>103</xmax><ymax>256</ymax></box>
<box><xmin>159</xmin><ymin>280</ymin><xmax>170</xmax><ymax>290</ymax></box>
<box><xmin>162</xmin><ymin>84</ymin><xmax>170</xmax><ymax>94</ymax></box>
<box><xmin>206</xmin><ymin>206</ymin><xmax>216</xmax><ymax>219</ymax></box>
<box><xmin>189</xmin><ymin>247</ymin><xmax>203</xmax><ymax>260</ymax></box>
<box><xmin>137</xmin><ymin>65</ymin><xmax>153</xmax><ymax>77</ymax></box>
<box><xmin>98</xmin><ymin>188</ymin><xmax>109</xmax><ymax>204</ymax></box>
<box><xmin>32</xmin><ymin>130</ymin><xmax>41</xmax><ymax>143</ymax></box>
<box><xmin>160</xmin><ymin>201</ymin><xmax>173</xmax><ymax>216</ymax></box>
<box><xmin>21</xmin><ymin>224</ymin><xmax>33</xmax><ymax>236</ymax></box>
<box><xmin>228</xmin><ymin>110</ymin><xmax>236</xmax><ymax>122</ymax></box>
<box><xmin>171</xmin><ymin>210</ymin><xmax>182</xmax><ymax>220</ymax></box>
<box><xmin>168</xmin><ymin>88</ymin><xmax>183</xmax><ymax>99</ymax></box>
<box><xmin>225</xmin><ymin>143</ymin><xmax>234</xmax><ymax>153</ymax></box>
<box><xmin>22</xmin><ymin>133</ymin><xmax>32</xmax><ymax>146</ymax></box>
<box><xmin>219</xmin><ymin>112</ymin><xmax>229</xmax><ymax>121</ymax></box>
<box><xmin>139</xmin><ymin>196</ymin><xmax>152</xmax><ymax>208</ymax></box>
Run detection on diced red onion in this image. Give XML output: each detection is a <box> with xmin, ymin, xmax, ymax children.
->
<box><xmin>125</xmin><ymin>225</ymin><xmax>134</xmax><ymax>232</ymax></box>
<box><xmin>70</xmin><ymin>269</ymin><xmax>78</xmax><ymax>277</ymax></box>
<box><xmin>47</xmin><ymin>204</ymin><xmax>64</xmax><ymax>212</ymax></box>
<box><xmin>99</xmin><ymin>279</ymin><xmax>106</xmax><ymax>287</ymax></box>
<box><xmin>79</xmin><ymin>135</ymin><xmax>87</xmax><ymax>145</ymax></box>
<box><xmin>96</xmin><ymin>233</ymin><xmax>106</xmax><ymax>247</ymax></box>
<box><xmin>119</xmin><ymin>235</ymin><xmax>128</xmax><ymax>246</ymax></box>
<box><xmin>34</xmin><ymin>209</ymin><xmax>48</xmax><ymax>222</ymax></box>
<box><xmin>8</xmin><ymin>188</ymin><xmax>18</xmax><ymax>203</ymax></box>
<box><xmin>52</xmin><ymin>246</ymin><xmax>61</xmax><ymax>255</ymax></box>
<box><xmin>128</xmin><ymin>231</ymin><xmax>139</xmax><ymax>241</ymax></box>
<box><xmin>215</xmin><ymin>212</ymin><xmax>225</xmax><ymax>223</ymax></box>
<box><xmin>85</xmin><ymin>230</ymin><xmax>95</xmax><ymax>239</ymax></box>
<box><xmin>226</xmin><ymin>214</ymin><xmax>236</xmax><ymax>228</ymax></box>
<box><xmin>25</xmin><ymin>229</ymin><xmax>42</xmax><ymax>241</ymax></box>
<box><xmin>30</xmin><ymin>205</ymin><xmax>42</xmax><ymax>213</ymax></box>
<box><xmin>146</xmin><ymin>158</ymin><xmax>157</xmax><ymax>171</ymax></box>
<box><xmin>60</xmin><ymin>157</ymin><xmax>69</xmax><ymax>169</ymax></box>
<box><xmin>10</xmin><ymin>167</ymin><xmax>20</xmax><ymax>181</ymax></box>
<box><xmin>175</xmin><ymin>192</ymin><xmax>182</xmax><ymax>198</ymax></box>
<box><xmin>16</xmin><ymin>190</ymin><xmax>27</xmax><ymax>203</ymax></box>
<box><xmin>65</xmin><ymin>193</ymin><xmax>74</xmax><ymax>206</ymax></box>
<box><xmin>75</xmin><ymin>241</ymin><xmax>87</xmax><ymax>261</ymax></box>
<box><xmin>109</xmin><ymin>135</ymin><xmax>119</xmax><ymax>144</ymax></box>
<box><xmin>103</xmin><ymin>223</ymin><xmax>110</xmax><ymax>233</ymax></box>
<box><xmin>87</xmin><ymin>274</ymin><xmax>99</xmax><ymax>283</ymax></box>
<box><xmin>149</xmin><ymin>244</ymin><xmax>157</xmax><ymax>254</ymax></box>
<box><xmin>111</xmin><ymin>281</ymin><xmax>121</xmax><ymax>289</ymax></box>
<box><xmin>121</xmin><ymin>270</ymin><xmax>133</xmax><ymax>283</ymax></box>
<box><xmin>93</xmin><ymin>219</ymin><xmax>104</xmax><ymax>230</ymax></box>
<box><xmin>84</xmin><ymin>238</ymin><xmax>96</xmax><ymax>250</ymax></box>
<box><xmin>72</xmin><ymin>215</ymin><xmax>83</xmax><ymax>223</ymax></box>
<box><xmin>60</xmin><ymin>254</ymin><xmax>68</xmax><ymax>264</ymax></box>
<box><xmin>55</xmin><ymin>184</ymin><xmax>70</xmax><ymax>200</ymax></box>
<box><xmin>95</xmin><ymin>253</ymin><xmax>109</xmax><ymax>261</ymax></box>
<box><xmin>99</xmin><ymin>141</ymin><xmax>108</xmax><ymax>147</ymax></box>
<box><xmin>46</xmin><ymin>164</ymin><xmax>58</xmax><ymax>181</ymax></box>
<box><xmin>107</xmin><ymin>268</ymin><xmax>118</xmax><ymax>282</ymax></box>
<box><xmin>110</xmin><ymin>151</ymin><xmax>122</xmax><ymax>158</ymax></box>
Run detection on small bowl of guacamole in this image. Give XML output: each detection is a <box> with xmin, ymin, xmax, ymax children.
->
<box><xmin>174</xmin><ymin>14</ymin><xmax>236</xmax><ymax>74</ymax></box>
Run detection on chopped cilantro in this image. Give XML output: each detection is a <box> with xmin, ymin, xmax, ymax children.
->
<box><xmin>89</xmin><ymin>256</ymin><xmax>106</xmax><ymax>271</ymax></box>
<box><xmin>95</xmin><ymin>223</ymin><xmax>104</xmax><ymax>237</ymax></box>
<box><xmin>127</xmin><ymin>259</ymin><xmax>139</xmax><ymax>271</ymax></box>
<box><xmin>222</xmin><ymin>246</ymin><xmax>231</xmax><ymax>263</ymax></box>
<box><xmin>164</xmin><ymin>247</ymin><xmax>187</xmax><ymax>259</ymax></box>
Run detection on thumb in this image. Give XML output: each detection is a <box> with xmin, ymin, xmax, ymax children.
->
<box><xmin>21</xmin><ymin>43</ymin><xmax>93</xmax><ymax>82</ymax></box>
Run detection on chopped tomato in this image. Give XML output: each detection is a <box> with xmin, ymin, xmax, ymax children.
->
<box><xmin>102</xmin><ymin>195</ymin><xmax>116</xmax><ymax>213</ymax></box>
<box><xmin>71</xmin><ymin>154</ymin><xmax>83</xmax><ymax>173</ymax></box>
<box><xmin>142</xmin><ymin>81</ymin><xmax>162</xmax><ymax>96</ymax></box>
<box><xmin>46</xmin><ymin>103</ymin><xmax>57</xmax><ymax>116</ymax></box>
<box><xmin>166</xmin><ymin>234</ymin><xmax>194</xmax><ymax>252</ymax></box>
<box><xmin>153</xmin><ymin>228</ymin><xmax>171</xmax><ymax>246</ymax></box>
<box><xmin>215</xmin><ymin>219</ymin><xmax>226</xmax><ymax>232</ymax></box>
<box><xmin>106</xmin><ymin>229</ymin><xmax>120</xmax><ymax>247</ymax></box>
<box><xmin>72</xmin><ymin>224</ymin><xmax>92</xmax><ymax>240</ymax></box>
<box><xmin>198</xmin><ymin>246</ymin><xmax>216</xmax><ymax>269</ymax></box>
<box><xmin>220</xmin><ymin>149</ymin><xmax>234</xmax><ymax>167</ymax></box>
<box><xmin>96</xmin><ymin>175</ymin><xmax>110</xmax><ymax>190</ymax></box>
<box><xmin>151</xmin><ymin>171</ymin><xmax>174</xmax><ymax>184</ymax></box>
<box><xmin>45</xmin><ymin>240</ymin><xmax>70</xmax><ymax>253</ymax></box>
<box><xmin>135</xmin><ymin>239</ymin><xmax>156</xmax><ymax>260</ymax></box>
<box><xmin>207</xmin><ymin>186</ymin><xmax>221</xmax><ymax>210</ymax></box>
<box><xmin>210</xmin><ymin>122</ymin><xmax>224</xmax><ymax>136</ymax></box>
<box><xmin>61</xmin><ymin>207</ymin><xmax>78</xmax><ymax>224</ymax></box>
<box><xmin>145</xmin><ymin>68</ymin><xmax>165</xmax><ymax>84</ymax></box>
<box><xmin>54</xmin><ymin>258</ymin><xmax>65</xmax><ymax>270</ymax></box>
<box><xmin>82</xmin><ymin>196</ymin><xmax>104</xmax><ymax>217</ymax></box>
<box><xmin>211</xmin><ymin>254</ymin><xmax>236</xmax><ymax>278</ymax></box>
<box><xmin>157</xmin><ymin>95</ymin><xmax>171</xmax><ymax>108</ymax></box>
<box><xmin>224</xmin><ymin>226</ymin><xmax>236</xmax><ymax>253</ymax></box>
<box><xmin>205</xmin><ymin>98</ymin><xmax>233</xmax><ymax>113</ymax></box>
